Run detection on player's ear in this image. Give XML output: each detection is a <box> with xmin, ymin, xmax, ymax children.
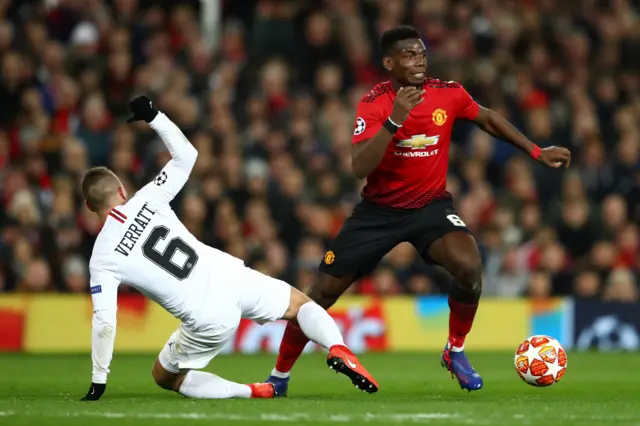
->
<box><xmin>382</xmin><ymin>56</ymin><xmax>393</xmax><ymax>72</ymax></box>
<box><xmin>118</xmin><ymin>186</ymin><xmax>128</xmax><ymax>201</ymax></box>
<box><xmin>84</xmin><ymin>200</ymin><xmax>95</xmax><ymax>212</ymax></box>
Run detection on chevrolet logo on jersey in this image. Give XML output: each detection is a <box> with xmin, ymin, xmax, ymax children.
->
<box><xmin>396</xmin><ymin>135</ymin><xmax>440</xmax><ymax>149</ymax></box>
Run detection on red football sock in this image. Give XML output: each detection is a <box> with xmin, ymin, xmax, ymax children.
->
<box><xmin>448</xmin><ymin>297</ymin><xmax>479</xmax><ymax>349</ymax></box>
<box><xmin>274</xmin><ymin>321</ymin><xmax>310</xmax><ymax>373</ymax></box>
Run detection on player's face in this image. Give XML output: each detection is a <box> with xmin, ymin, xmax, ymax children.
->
<box><xmin>388</xmin><ymin>39</ymin><xmax>427</xmax><ymax>86</ymax></box>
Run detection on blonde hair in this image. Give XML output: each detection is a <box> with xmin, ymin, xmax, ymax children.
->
<box><xmin>81</xmin><ymin>166</ymin><xmax>122</xmax><ymax>212</ymax></box>
<box><xmin>8</xmin><ymin>189</ymin><xmax>42</xmax><ymax>225</ymax></box>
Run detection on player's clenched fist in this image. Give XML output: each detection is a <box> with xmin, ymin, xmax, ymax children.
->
<box><xmin>127</xmin><ymin>95</ymin><xmax>158</xmax><ymax>124</ymax></box>
<box><xmin>390</xmin><ymin>86</ymin><xmax>426</xmax><ymax>124</ymax></box>
<box><xmin>537</xmin><ymin>146</ymin><xmax>572</xmax><ymax>168</ymax></box>
<box><xmin>80</xmin><ymin>382</ymin><xmax>106</xmax><ymax>401</ymax></box>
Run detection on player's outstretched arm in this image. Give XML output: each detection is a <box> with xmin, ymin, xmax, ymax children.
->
<box><xmin>472</xmin><ymin>106</ymin><xmax>571</xmax><ymax>168</ymax></box>
<box><xmin>82</xmin><ymin>265</ymin><xmax>120</xmax><ymax>401</ymax></box>
<box><xmin>81</xmin><ymin>308</ymin><xmax>117</xmax><ymax>401</ymax></box>
<box><xmin>127</xmin><ymin>96</ymin><xmax>198</xmax><ymax>205</ymax></box>
<box><xmin>127</xmin><ymin>96</ymin><xmax>198</xmax><ymax>176</ymax></box>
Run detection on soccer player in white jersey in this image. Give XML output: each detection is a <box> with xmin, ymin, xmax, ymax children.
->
<box><xmin>79</xmin><ymin>96</ymin><xmax>379</xmax><ymax>401</ymax></box>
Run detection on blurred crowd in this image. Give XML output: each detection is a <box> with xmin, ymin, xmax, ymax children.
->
<box><xmin>0</xmin><ymin>0</ymin><xmax>638</xmax><ymax>302</ymax></box>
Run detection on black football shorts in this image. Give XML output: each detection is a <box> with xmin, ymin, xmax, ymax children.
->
<box><xmin>319</xmin><ymin>197</ymin><xmax>470</xmax><ymax>279</ymax></box>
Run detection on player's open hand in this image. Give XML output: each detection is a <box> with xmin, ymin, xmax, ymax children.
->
<box><xmin>537</xmin><ymin>146</ymin><xmax>571</xmax><ymax>168</ymax></box>
<box><xmin>80</xmin><ymin>382</ymin><xmax>106</xmax><ymax>401</ymax></box>
<box><xmin>390</xmin><ymin>86</ymin><xmax>426</xmax><ymax>124</ymax></box>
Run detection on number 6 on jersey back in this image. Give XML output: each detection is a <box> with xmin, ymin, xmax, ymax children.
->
<box><xmin>142</xmin><ymin>226</ymin><xmax>199</xmax><ymax>280</ymax></box>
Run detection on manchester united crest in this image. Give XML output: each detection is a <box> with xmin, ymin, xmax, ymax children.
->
<box><xmin>432</xmin><ymin>108</ymin><xmax>447</xmax><ymax>126</ymax></box>
<box><xmin>324</xmin><ymin>250</ymin><xmax>335</xmax><ymax>265</ymax></box>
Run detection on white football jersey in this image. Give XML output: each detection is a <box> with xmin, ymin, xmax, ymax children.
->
<box><xmin>88</xmin><ymin>114</ymin><xmax>243</xmax><ymax>330</ymax></box>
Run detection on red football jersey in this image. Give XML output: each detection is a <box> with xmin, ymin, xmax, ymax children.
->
<box><xmin>352</xmin><ymin>79</ymin><xmax>480</xmax><ymax>209</ymax></box>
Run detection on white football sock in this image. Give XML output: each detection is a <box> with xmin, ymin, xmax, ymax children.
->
<box><xmin>447</xmin><ymin>342</ymin><xmax>465</xmax><ymax>352</ymax></box>
<box><xmin>270</xmin><ymin>368</ymin><xmax>290</xmax><ymax>379</ymax></box>
<box><xmin>296</xmin><ymin>302</ymin><xmax>344</xmax><ymax>350</ymax></box>
<box><xmin>179</xmin><ymin>371</ymin><xmax>252</xmax><ymax>399</ymax></box>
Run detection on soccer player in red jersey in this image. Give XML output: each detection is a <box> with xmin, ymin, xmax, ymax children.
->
<box><xmin>265</xmin><ymin>26</ymin><xmax>571</xmax><ymax>394</ymax></box>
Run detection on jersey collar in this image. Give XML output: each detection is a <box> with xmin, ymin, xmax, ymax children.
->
<box><xmin>389</xmin><ymin>80</ymin><xmax>428</xmax><ymax>96</ymax></box>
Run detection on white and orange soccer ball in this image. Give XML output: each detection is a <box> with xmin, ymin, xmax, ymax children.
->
<box><xmin>514</xmin><ymin>335</ymin><xmax>567</xmax><ymax>387</ymax></box>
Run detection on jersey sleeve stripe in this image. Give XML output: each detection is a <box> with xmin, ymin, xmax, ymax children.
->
<box><xmin>108</xmin><ymin>212</ymin><xmax>125</xmax><ymax>224</ymax></box>
<box><xmin>111</xmin><ymin>208</ymin><xmax>127</xmax><ymax>221</ymax></box>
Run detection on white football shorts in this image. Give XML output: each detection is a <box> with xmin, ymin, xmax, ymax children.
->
<box><xmin>158</xmin><ymin>266</ymin><xmax>291</xmax><ymax>373</ymax></box>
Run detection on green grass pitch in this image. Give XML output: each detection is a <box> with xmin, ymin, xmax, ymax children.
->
<box><xmin>0</xmin><ymin>352</ymin><xmax>638</xmax><ymax>425</ymax></box>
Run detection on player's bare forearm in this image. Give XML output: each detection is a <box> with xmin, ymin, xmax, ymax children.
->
<box><xmin>472</xmin><ymin>106</ymin><xmax>571</xmax><ymax>168</ymax></box>
<box><xmin>351</xmin><ymin>129</ymin><xmax>395</xmax><ymax>179</ymax></box>
<box><xmin>351</xmin><ymin>87</ymin><xmax>424</xmax><ymax>179</ymax></box>
<box><xmin>473</xmin><ymin>107</ymin><xmax>536</xmax><ymax>155</ymax></box>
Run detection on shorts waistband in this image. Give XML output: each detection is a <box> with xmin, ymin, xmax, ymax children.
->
<box><xmin>360</xmin><ymin>195</ymin><xmax>450</xmax><ymax>213</ymax></box>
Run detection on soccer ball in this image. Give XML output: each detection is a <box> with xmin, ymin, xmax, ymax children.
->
<box><xmin>514</xmin><ymin>335</ymin><xmax>567</xmax><ymax>387</ymax></box>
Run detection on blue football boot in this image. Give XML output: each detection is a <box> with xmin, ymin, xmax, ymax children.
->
<box><xmin>264</xmin><ymin>375</ymin><xmax>290</xmax><ymax>397</ymax></box>
<box><xmin>441</xmin><ymin>344</ymin><xmax>483</xmax><ymax>391</ymax></box>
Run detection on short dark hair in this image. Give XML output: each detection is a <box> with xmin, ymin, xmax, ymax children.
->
<box><xmin>81</xmin><ymin>166</ymin><xmax>121</xmax><ymax>212</ymax></box>
<box><xmin>380</xmin><ymin>25</ymin><xmax>421</xmax><ymax>56</ymax></box>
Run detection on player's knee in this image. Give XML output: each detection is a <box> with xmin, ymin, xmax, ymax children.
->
<box><xmin>152</xmin><ymin>359</ymin><xmax>178</xmax><ymax>391</ymax></box>
<box><xmin>282</xmin><ymin>287</ymin><xmax>312</xmax><ymax>319</ymax></box>
<box><xmin>152</xmin><ymin>368</ymin><xmax>173</xmax><ymax>391</ymax></box>
<box><xmin>452</xmin><ymin>255</ymin><xmax>483</xmax><ymax>295</ymax></box>
<box><xmin>292</xmin><ymin>287</ymin><xmax>312</xmax><ymax>308</ymax></box>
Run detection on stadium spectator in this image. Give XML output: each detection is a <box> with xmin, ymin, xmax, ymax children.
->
<box><xmin>0</xmin><ymin>0</ymin><xmax>637</xmax><ymax>299</ymax></box>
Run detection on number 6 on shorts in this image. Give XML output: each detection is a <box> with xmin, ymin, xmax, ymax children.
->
<box><xmin>447</xmin><ymin>214</ymin><xmax>466</xmax><ymax>227</ymax></box>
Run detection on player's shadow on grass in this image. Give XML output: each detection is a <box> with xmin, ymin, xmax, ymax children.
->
<box><xmin>282</xmin><ymin>392</ymin><xmax>482</xmax><ymax>403</ymax></box>
<box><xmin>63</xmin><ymin>393</ymin><xmax>178</xmax><ymax>402</ymax></box>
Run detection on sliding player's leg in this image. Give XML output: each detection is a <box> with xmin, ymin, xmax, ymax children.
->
<box><xmin>153</xmin><ymin>326</ymin><xmax>274</xmax><ymax>399</ymax></box>
<box><xmin>286</xmin><ymin>286</ymin><xmax>379</xmax><ymax>394</ymax></box>
<box><xmin>266</xmin><ymin>200</ymin><xmax>400</xmax><ymax>395</ymax></box>
<box><xmin>267</xmin><ymin>272</ymin><xmax>355</xmax><ymax>395</ymax></box>
<box><xmin>238</xmin><ymin>268</ymin><xmax>378</xmax><ymax>395</ymax></box>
